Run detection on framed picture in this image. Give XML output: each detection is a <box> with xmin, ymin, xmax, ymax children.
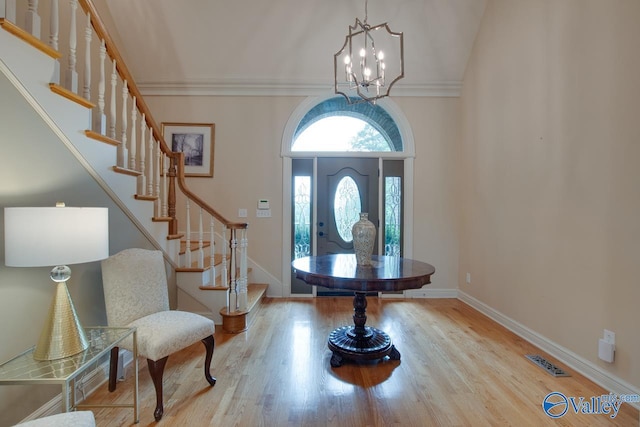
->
<box><xmin>161</xmin><ymin>122</ymin><xmax>215</xmax><ymax>177</ymax></box>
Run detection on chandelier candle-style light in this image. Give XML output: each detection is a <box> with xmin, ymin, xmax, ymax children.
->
<box><xmin>334</xmin><ymin>0</ymin><xmax>404</xmax><ymax>104</ymax></box>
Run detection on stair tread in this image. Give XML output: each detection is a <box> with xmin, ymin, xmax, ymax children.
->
<box><xmin>112</xmin><ymin>165</ymin><xmax>141</xmax><ymax>176</ymax></box>
<box><xmin>0</xmin><ymin>18</ymin><xmax>62</xmax><ymax>59</ymax></box>
<box><xmin>198</xmin><ymin>285</ymin><xmax>229</xmax><ymax>291</ymax></box>
<box><xmin>220</xmin><ymin>283</ymin><xmax>268</xmax><ymax>317</ymax></box>
<box><xmin>85</xmin><ymin>130</ymin><xmax>120</xmax><ymax>146</ymax></box>
<box><xmin>179</xmin><ymin>240</ymin><xmax>212</xmax><ymax>254</ymax></box>
<box><xmin>175</xmin><ymin>253</ymin><xmax>228</xmax><ymax>272</ymax></box>
<box><xmin>49</xmin><ymin>83</ymin><xmax>95</xmax><ymax>109</ymax></box>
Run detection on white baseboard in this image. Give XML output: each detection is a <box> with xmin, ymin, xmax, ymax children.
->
<box><xmin>402</xmin><ymin>288</ymin><xmax>458</xmax><ymax>299</ymax></box>
<box><xmin>457</xmin><ymin>290</ymin><xmax>640</xmax><ymax>411</ymax></box>
<box><xmin>287</xmin><ymin>288</ymin><xmax>457</xmax><ymax>299</ymax></box>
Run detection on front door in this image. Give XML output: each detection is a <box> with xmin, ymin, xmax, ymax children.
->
<box><xmin>316</xmin><ymin>157</ymin><xmax>378</xmax><ymax>295</ymax></box>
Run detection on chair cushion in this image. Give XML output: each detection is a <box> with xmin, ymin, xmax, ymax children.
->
<box><xmin>14</xmin><ymin>411</ymin><xmax>95</xmax><ymax>427</ymax></box>
<box><xmin>119</xmin><ymin>311</ymin><xmax>215</xmax><ymax>361</ymax></box>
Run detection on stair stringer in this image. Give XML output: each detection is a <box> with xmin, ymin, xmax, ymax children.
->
<box><xmin>0</xmin><ymin>28</ymin><xmax>178</xmax><ymax>264</ymax></box>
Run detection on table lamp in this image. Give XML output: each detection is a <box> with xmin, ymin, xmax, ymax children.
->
<box><xmin>4</xmin><ymin>203</ymin><xmax>109</xmax><ymax>360</ymax></box>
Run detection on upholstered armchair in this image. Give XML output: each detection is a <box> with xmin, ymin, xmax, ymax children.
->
<box><xmin>101</xmin><ymin>248</ymin><xmax>216</xmax><ymax>421</ymax></box>
<box><xmin>14</xmin><ymin>411</ymin><xmax>95</xmax><ymax>427</ymax></box>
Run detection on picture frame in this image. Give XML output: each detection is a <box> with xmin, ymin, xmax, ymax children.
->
<box><xmin>161</xmin><ymin>122</ymin><xmax>215</xmax><ymax>177</ymax></box>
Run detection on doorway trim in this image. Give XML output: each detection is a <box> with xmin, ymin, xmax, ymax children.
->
<box><xmin>281</xmin><ymin>94</ymin><xmax>415</xmax><ymax>297</ymax></box>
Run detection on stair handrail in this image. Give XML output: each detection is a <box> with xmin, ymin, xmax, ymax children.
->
<box><xmin>173</xmin><ymin>152</ymin><xmax>248</xmax><ymax>229</ymax></box>
<box><xmin>79</xmin><ymin>0</ymin><xmax>248</xmax><ymax>232</ymax></box>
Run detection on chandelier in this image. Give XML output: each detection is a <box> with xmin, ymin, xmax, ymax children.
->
<box><xmin>334</xmin><ymin>0</ymin><xmax>404</xmax><ymax>104</ymax></box>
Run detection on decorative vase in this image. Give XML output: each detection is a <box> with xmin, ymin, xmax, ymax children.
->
<box><xmin>352</xmin><ymin>212</ymin><xmax>376</xmax><ymax>266</ymax></box>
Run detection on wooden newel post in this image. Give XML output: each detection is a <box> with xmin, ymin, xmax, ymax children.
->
<box><xmin>167</xmin><ymin>154</ymin><xmax>178</xmax><ymax>235</ymax></box>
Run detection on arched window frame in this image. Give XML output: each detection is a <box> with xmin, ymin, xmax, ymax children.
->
<box><xmin>293</xmin><ymin>97</ymin><xmax>402</xmax><ymax>152</ymax></box>
<box><xmin>282</xmin><ymin>95</ymin><xmax>415</xmax><ymax>159</ymax></box>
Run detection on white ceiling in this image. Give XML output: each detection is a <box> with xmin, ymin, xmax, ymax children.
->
<box><xmin>101</xmin><ymin>0</ymin><xmax>486</xmax><ymax>96</ymax></box>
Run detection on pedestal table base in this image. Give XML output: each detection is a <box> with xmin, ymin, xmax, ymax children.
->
<box><xmin>328</xmin><ymin>291</ymin><xmax>401</xmax><ymax>367</ymax></box>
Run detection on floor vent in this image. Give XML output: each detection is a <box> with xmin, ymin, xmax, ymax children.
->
<box><xmin>525</xmin><ymin>354</ymin><xmax>570</xmax><ymax>377</ymax></box>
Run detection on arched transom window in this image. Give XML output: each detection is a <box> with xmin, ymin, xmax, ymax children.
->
<box><xmin>291</xmin><ymin>97</ymin><xmax>403</xmax><ymax>152</ymax></box>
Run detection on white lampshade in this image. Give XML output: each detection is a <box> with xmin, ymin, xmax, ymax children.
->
<box><xmin>4</xmin><ymin>206</ymin><xmax>109</xmax><ymax>267</ymax></box>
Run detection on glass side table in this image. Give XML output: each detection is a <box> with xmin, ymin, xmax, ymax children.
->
<box><xmin>0</xmin><ymin>326</ymin><xmax>138</xmax><ymax>423</ymax></box>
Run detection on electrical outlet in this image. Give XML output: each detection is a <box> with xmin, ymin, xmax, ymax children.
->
<box><xmin>603</xmin><ymin>329</ymin><xmax>615</xmax><ymax>345</ymax></box>
<box><xmin>466</xmin><ymin>273</ymin><xmax>471</xmax><ymax>284</ymax></box>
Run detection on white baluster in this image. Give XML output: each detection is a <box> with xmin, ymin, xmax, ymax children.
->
<box><xmin>1</xmin><ymin>0</ymin><xmax>17</xmax><ymax>21</ymax></box>
<box><xmin>147</xmin><ymin>132</ymin><xmax>154</xmax><ymax>196</ymax></box>
<box><xmin>49</xmin><ymin>0</ymin><xmax>59</xmax><ymax>84</ymax></box>
<box><xmin>82</xmin><ymin>12</ymin><xmax>91</xmax><ymax>100</ymax></box>
<box><xmin>161</xmin><ymin>153</ymin><xmax>167</xmax><ymax>217</ymax></box>
<box><xmin>230</xmin><ymin>230</ymin><xmax>238</xmax><ymax>311</ymax></box>
<box><xmin>65</xmin><ymin>0</ymin><xmax>78</xmax><ymax>93</ymax></box>
<box><xmin>209</xmin><ymin>216</ymin><xmax>216</xmax><ymax>287</ymax></box>
<box><xmin>93</xmin><ymin>39</ymin><xmax>106</xmax><ymax>134</ymax></box>
<box><xmin>119</xmin><ymin>80</ymin><xmax>128</xmax><ymax>168</ymax></box>
<box><xmin>109</xmin><ymin>60</ymin><xmax>117</xmax><ymax>139</ymax></box>
<box><xmin>238</xmin><ymin>228</ymin><xmax>248</xmax><ymax>311</ymax></box>
<box><xmin>49</xmin><ymin>0</ymin><xmax>58</xmax><ymax>49</ymax></box>
<box><xmin>185</xmin><ymin>200</ymin><xmax>192</xmax><ymax>268</ymax></box>
<box><xmin>175</xmin><ymin>243</ymin><xmax>180</xmax><ymax>270</ymax></box>
<box><xmin>155</xmin><ymin>145</ymin><xmax>161</xmax><ymax>216</ymax></box>
<box><xmin>139</xmin><ymin>116</ymin><xmax>146</xmax><ymax>194</ymax></box>
<box><xmin>25</xmin><ymin>0</ymin><xmax>40</xmax><ymax>39</ymax></box>
<box><xmin>129</xmin><ymin>96</ymin><xmax>137</xmax><ymax>170</ymax></box>
<box><xmin>154</xmin><ymin>142</ymin><xmax>160</xmax><ymax>217</ymax></box>
<box><xmin>198</xmin><ymin>207</ymin><xmax>204</xmax><ymax>268</ymax></box>
<box><xmin>222</xmin><ymin>226</ymin><xmax>228</xmax><ymax>293</ymax></box>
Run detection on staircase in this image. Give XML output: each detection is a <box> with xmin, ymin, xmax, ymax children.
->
<box><xmin>0</xmin><ymin>1</ymin><xmax>266</xmax><ymax>329</ymax></box>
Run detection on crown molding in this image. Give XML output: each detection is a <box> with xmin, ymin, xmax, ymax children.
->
<box><xmin>136</xmin><ymin>79</ymin><xmax>462</xmax><ymax>98</ymax></box>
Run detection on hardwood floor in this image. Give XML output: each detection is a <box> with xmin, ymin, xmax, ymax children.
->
<box><xmin>84</xmin><ymin>298</ymin><xmax>639</xmax><ymax>426</ymax></box>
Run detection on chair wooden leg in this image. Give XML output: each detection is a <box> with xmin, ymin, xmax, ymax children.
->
<box><xmin>108</xmin><ymin>347</ymin><xmax>119</xmax><ymax>392</ymax></box>
<box><xmin>201</xmin><ymin>335</ymin><xmax>216</xmax><ymax>386</ymax></box>
<box><xmin>147</xmin><ymin>356</ymin><xmax>169</xmax><ymax>422</ymax></box>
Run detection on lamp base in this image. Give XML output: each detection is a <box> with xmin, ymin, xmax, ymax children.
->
<box><xmin>33</xmin><ymin>281</ymin><xmax>89</xmax><ymax>361</ymax></box>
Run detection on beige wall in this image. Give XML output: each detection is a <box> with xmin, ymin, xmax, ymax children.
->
<box><xmin>459</xmin><ymin>0</ymin><xmax>640</xmax><ymax>387</ymax></box>
<box><xmin>394</xmin><ymin>97</ymin><xmax>460</xmax><ymax>291</ymax></box>
<box><xmin>144</xmin><ymin>95</ymin><xmax>461</xmax><ymax>293</ymax></box>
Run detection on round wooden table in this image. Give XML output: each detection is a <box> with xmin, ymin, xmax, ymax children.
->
<box><xmin>292</xmin><ymin>254</ymin><xmax>436</xmax><ymax>367</ymax></box>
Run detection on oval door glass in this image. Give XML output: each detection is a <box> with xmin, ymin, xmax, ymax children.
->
<box><xmin>333</xmin><ymin>176</ymin><xmax>361</xmax><ymax>242</ymax></box>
